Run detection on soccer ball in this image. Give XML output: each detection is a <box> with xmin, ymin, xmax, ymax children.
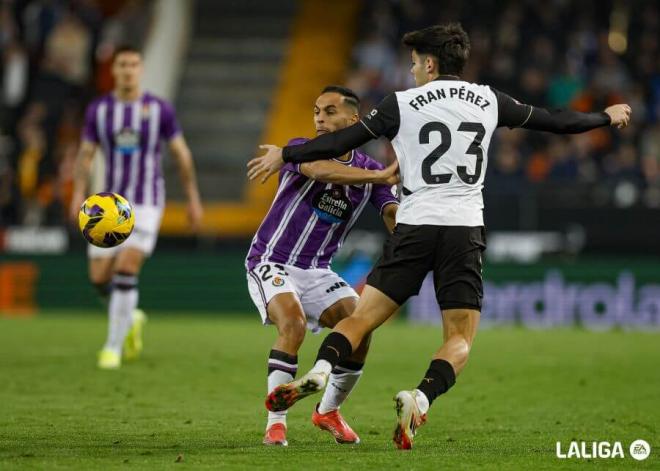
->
<box><xmin>78</xmin><ymin>192</ymin><xmax>135</xmax><ymax>248</ymax></box>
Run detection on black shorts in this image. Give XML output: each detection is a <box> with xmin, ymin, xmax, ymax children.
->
<box><xmin>366</xmin><ymin>224</ymin><xmax>486</xmax><ymax>310</ymax></box>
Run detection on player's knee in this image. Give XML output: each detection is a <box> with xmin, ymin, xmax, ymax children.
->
<box><xmin>90</xmin><ymin>272</ymin><xmax>110</xmax><ymax>286</ymax></box>
<box><xmin>278</xmin><ymin>316</ymin><xmax>307</xmax><ymax>344</ymax></box>
<box><xmin>114</xmin><ymin>249</ymin><xmax>145</xmax><ymax>275</ymax></box>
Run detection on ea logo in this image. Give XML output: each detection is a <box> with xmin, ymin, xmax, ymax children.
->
<box><xmin>629</xmin><ymin>439</ymin><xmax>651</xmax><ymax>461</ymax></box>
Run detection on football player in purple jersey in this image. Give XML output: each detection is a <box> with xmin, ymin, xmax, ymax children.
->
<box><xmin>70</xmin><ymin>46</ymin><xmax>203</xmax><ymax>369</ymax></box>
<box><xmin>246</xmin><ymin>86</ymin><xmax>399</xmax><ymax>446</ymax></box>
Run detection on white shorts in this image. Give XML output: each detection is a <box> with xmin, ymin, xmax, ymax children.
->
<box><xmin>246</xmin><ymin>262</ymin><xmax>359</xmax><ymax>332</ymax></box>
<box><xmin>87</xmin><ymin>204</ymin><xmax>163</xmax><ymax>258</ymax></box>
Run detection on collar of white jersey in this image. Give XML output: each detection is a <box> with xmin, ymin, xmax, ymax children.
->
<box><xmin>432</xmin><ymin>74</ymin><xmax>461</xmax><ymax>81</ymax></box>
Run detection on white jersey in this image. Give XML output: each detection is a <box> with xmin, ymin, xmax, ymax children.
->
<box><xmin>361</xmin><ymin>76</ymin><xmax>500</xmax><ymax>226</ymax></box>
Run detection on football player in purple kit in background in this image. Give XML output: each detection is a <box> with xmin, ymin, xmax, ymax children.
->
<box><xmin>69</xmin><ymin>46</ymin><xmax>203</xmax><ymax>370</ymax></box>
<box><xmin>246</xmin><ymin>86</ymin><xmax>399</xmax><ymax>447</ymax></box>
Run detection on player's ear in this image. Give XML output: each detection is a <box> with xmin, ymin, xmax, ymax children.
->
<box><xmin>424</xmin><ymin>55</ymin><xmax>436</xmax><ymax>74</ymax></box>
<box><xmin>349</xmin><ymin>113</ymin><xmax>359</xmax><ymax>125</ymax></box>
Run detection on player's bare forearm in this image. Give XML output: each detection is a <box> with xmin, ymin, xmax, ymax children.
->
<box><xmin>300</xmin><ymin>161</ymin><xmax>393</xmax><ymax>185</ymax></box>
<box><xmin>382</xmin><ymin>203</ymin><xmax>398</xmax><ymax>233</ymax></box>
<box><xmin>179</xmin><ymin>161</ymin><xmax>201</xmax><ymax>203</ymax></box>
<box><xmin>72</xmin><ymin>141</ymin><xmax>96</xmax><ymax>195</ymax></box>
<box><xmin>69</xmin><ymin>141</ymin><xmax>97</xmax><ymax>222</ymax></box>
<box><xmin>170</xmin><ymin>135</ymin><xmax>203</xmax><ymax>231</ymax></box>
<box><xmin>169</xmin><ymin>136</ymin><xmax>201</xmax><ymax>203</ymax></box>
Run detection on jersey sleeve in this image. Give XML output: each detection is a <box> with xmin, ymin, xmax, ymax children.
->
<box><xmin>370</xmin><ymin>183</ymin><xmax>399</xmax><ymax>214</ymax></box>
<box><xmin>82</xmin><ymin>101</ymin><xmax>99</xmax><ymax>143</ymax></box>
<box><xmin>280</xmin><ymin>138</ymin><xmax>309</xmax><ymax>174</ymax></box>
<box><xmin>492</xmin><ymin>89</ymin><xmax>534</xmax><ymax>128</ymax></box>
<box><xmin>365</xmin><ymin>159</ymin><xmax>399</xmax><ymax>213</ymax></box>
<box><xmin>159</xmin><ymin>100</ymin><xmax>182</xmax><ymax>141</ymax></box>
<box><xmin>493</xmin><ymin>88</ymin><xmax>611</xmax><ymax>133</ymax></box>
<box><xmin>360</xmin><ymin>93</ymin><xmax>400</xmax><ymax>140</ymax></box>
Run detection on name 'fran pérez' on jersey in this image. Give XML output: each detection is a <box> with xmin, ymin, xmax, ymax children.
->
<box><xmin>361</xmin><ymin>77</ymin><xmax>498</xmax><ymax>227</ymax></box>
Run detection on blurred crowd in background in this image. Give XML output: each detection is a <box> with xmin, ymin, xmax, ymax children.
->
<box><xmin>348</xmin><ymin>0</ymin><xmax>660</xmax><ymax>208</ymax></box>
<box><xmin>0</xmin><ymin>0</ymin><xmax>151</xmax><ymax>226</ymax></box>
<box><xmin>1</xmin><ymin>0</ymin><xmax>659</xmax><ymax>229</ymax></box>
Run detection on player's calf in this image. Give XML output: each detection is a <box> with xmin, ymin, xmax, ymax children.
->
<box><xmin>273</xmin><ymin>316</ymin><xmax>306</xmax><ymax>353</ymax></box>
<box><xmin>100</xmin><ymin>272</ymin><xmax>139</xmax><ymax>360</ymax></box>
<box><xmin>92</xmin><ymin>281</ymin><xmax>112</xmax><ymax>306</ymax></box>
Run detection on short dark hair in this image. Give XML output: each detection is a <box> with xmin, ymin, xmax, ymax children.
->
<box><xmin>402</xmin><ymin>23</ymin><xmax>470</xmax><ymax>75</ymax></box>
<box><xmin>321</xmin><ymin>85</ymin><xmax>360</xmax><ymax>111</ymax></box>
<box><xmin>112</xmin><ymin>45</ymin><xmax>141</xmax><ymax>62</ymax></box>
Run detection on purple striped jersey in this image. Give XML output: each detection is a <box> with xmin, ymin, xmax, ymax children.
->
<box><xmin>246</xmin><ymin>138</ymin><xmax>399</xmax><ymax>271</ymax></box>
<box><xmin>82</xmin><ymin>92</ymin><xmax>181</xmax><ymax>207</ymax></box>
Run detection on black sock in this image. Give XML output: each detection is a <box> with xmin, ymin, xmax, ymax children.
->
<box><xmin>315</xmin><ymin>332</ymin><xmax>353</xmax><ymax>369</ymax></box>
<box><xmin>416</xmin><ymin>359</ymin><xmax>456</xmax><ymax>405</ymax></box>
<box><xmin>267</xmin><ymin>349</ymin><xmax>298</xmax><ymax>376</ymax></box>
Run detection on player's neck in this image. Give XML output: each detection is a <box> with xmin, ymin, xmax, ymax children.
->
<box><xmin>114</xmin><ymin>87</ymin><xmax>142</xmax><ymax>102</ymax></box>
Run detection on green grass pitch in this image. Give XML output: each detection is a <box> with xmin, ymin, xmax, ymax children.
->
<box><xmin>1</xmin><ymin>312</ymin><xmax>658</xmax><ymax>469</ymax></box>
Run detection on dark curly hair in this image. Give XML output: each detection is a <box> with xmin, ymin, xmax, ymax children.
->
<box><xmin>402</xmin><ymin>22</ymin><xmax>470</xmax><ymax>75</ymax></box>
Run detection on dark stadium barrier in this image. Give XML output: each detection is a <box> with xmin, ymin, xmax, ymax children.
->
<box><xmin>2</xmin><ymin>251</ymin><xmax>659</xmax><ymax>331</ymax></box>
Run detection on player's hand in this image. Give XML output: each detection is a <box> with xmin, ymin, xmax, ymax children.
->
<box><xmin>247</xmin><ymin>145</ymin><xmax>284</xmax><ymax>183</ymax></box>
<box><xmin>605</xmin><ymin>104</ymin><xmax>632</xmax><ymax>129</ymax></box>
<box><xmin>376</xmin><ymin>161</ymin><xmax>400</xmax><ymax>185</ymax></box>
<box><xmin>187</xmin><ymin>197</ymin><xmax>204</xmax><ymax>232</ymax></box>
<box><xmin>69</xmin><ymin>191</ymin><xmax>85</xmax><ymax>225</ymax></box>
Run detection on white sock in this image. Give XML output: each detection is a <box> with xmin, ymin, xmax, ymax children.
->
<box><xmin>414</xmin><ymin>389</ymin><xmax>430</xmax><ymax>414</ymax></box>
<box><xmin>267</xmin><ymin>369</ymin><xmax>293</xmax><ymax>428</ymax></box>
<box><xmin>266</xmin><ymin>351</ymin><xmax>297</xmax><ymax>429</ymax></box>
<box><xmin>103</xmin><ymin>273</ymin><xmax>138</xmax><ymax>355</ymax></box>
<box><xmin>318</xmin><ymin>367</ymin><xmax>363</xmax><ymax>414</ymax></box>
<box><xmin>310</xmin><ymin>360</ymin><xmax>333</xmax><ymax>376</ymax></box>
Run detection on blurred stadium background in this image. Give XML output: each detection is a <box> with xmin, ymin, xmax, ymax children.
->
<box><xmin>1</xmin><ymin>0</ymin><xmax>658</xmax><ymax>328</ymax></box>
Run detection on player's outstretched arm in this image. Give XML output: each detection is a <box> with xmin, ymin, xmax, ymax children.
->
<box><xmin>169</xmin><ymin>135</ymin><xmax>203</xmax><ymax>232</ymax></box>
<box><xmin>494</xmin><ymin>89</ymin><xmax>631</xmax><ymax>133</ymax></box>
<box><xmin>248</xmin><ymin>121</ymin><xmax>375</xmax><ymax>183</ymax></box>
<box><xmin>523</xmin><ymin>104</ymin><xmax>631</xmax><ymax>133</ymax></box>
<box><xmin>69</xmin><ymin>140</ymin><xmax>97</xmax><ymax>223</ymax></box>
<box><xmin>300</xmin><ymin>160</ymin><xmax>399</xmax><ymax>186</ymax></box>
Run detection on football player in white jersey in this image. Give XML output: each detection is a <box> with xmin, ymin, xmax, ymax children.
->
<box><xmin>248</xmin><ymin>23</ymin><xmax>631</xmax><ymax>449</ymax></box>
